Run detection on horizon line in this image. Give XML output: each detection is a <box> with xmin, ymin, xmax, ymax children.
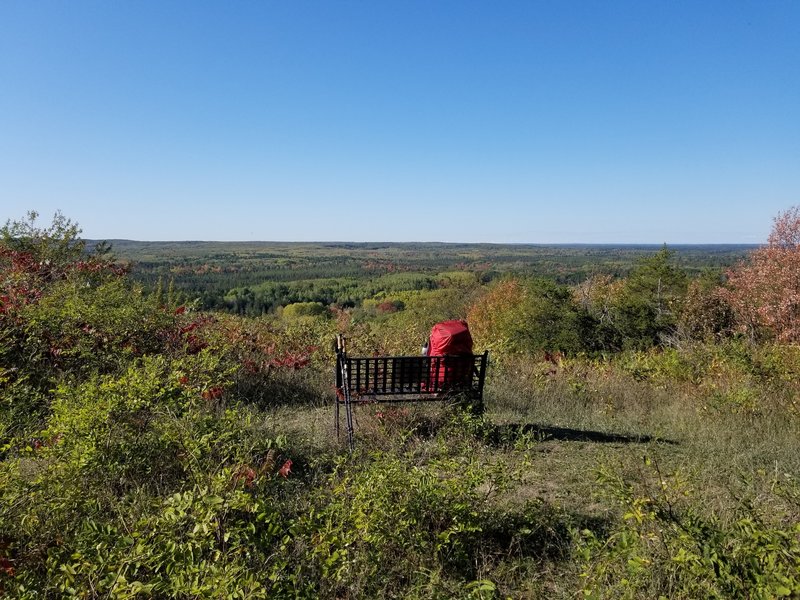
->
<box><xmin>87</xmin><ymin>238</ymin><xmax>762</xmax><ymax>247</ymax></box>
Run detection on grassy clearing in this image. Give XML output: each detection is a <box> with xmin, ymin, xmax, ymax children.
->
<box><xmin>267</xmin><ymin>344</ymin><xmax>800</xmax><ymax>598</ymax></box>
<box><xmin>2</xmin><ymin>350</ymin><xmax>797</xmax><ymax>598</ymax></box>
<box><xmin>4</xmin><ymin>213</ymin><xmax>798</xmax><ymax>597</ymax></box>
<box><xmin>4</xmin><ymin>340</ymin><xmax>796</xmax><ymax>597</ymax></box>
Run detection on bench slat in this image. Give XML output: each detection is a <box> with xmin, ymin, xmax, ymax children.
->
<box><xmin>338</xmin><ymin>353</ymin><xmax>487</xmax><ymax>399</ymax></box>
<box><xmin>335</xmin><ymin>351</ymin><xmax>488</xmax><ymax>448</ymax></box>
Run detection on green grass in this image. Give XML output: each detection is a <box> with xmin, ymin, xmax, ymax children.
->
<box><xmin>263</xmin><ymin>347</ymin><xmax>800</xmax><ymax>598</ymax></box>
<box><xmin>4</xmin><ymin>347</ymin><xmax>798</xmax><ymax>597</ymax></box>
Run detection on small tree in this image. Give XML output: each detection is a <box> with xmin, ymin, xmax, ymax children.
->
<box><xmin>1</xmin><ymin>210</ymin><xmax>85</xmax><ymax>268</ymax></box>
<box><xmin>726</xmin><ymin>206</ymin><xmax>800</xmax><ymax>343</ymax></box>
<box><xmin>613</xmin><ymin>246</ymin><xmax>688</xmax><ymax>349</ymax></box>
<box><xmin>468</xmin><ymin>277</ymin><xmax>585</xmax><ymax>356</ymax></box>
<box><xmin>678</xmin><ymin>270</ymin><xmax>735</xmax><ymax>341</ymax></box>
<box><xmin>573</xmin><ymin>274</ymin><xmax>626</xmax><ymax>351</ymax></box>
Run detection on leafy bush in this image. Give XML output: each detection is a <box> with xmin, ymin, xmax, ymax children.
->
<box><xmin>0</xmin><ymin>350</ymin><xmax>304</xmax><ymax>598</ymax></box>
<box><xmin>577</xmin><ymin>460</ymin><xmax>800</xmax><ymax>599</ymax></box>
<box><xmin>678</xmin><ymin>272</ymin><xmax>735</xmax><ymax>341</ymax></box>
<box><xmin>1</xmin><ymin>214</ymin><xmax>174</xmax><ymax>442</ymax></box>
<box><xmin>468</xmin><ymin>277</ymin><xmax>588</xmax><ymax>357</ymax></box>
<box><xmin>298</xmin><ymin>447</ymin><xmax>513</xmax><ymax>598</ymax></box>
<box><xmin>282</xmin><ymin>301</ymin><xmax>327</xmax><ymax>319</ymax></box>
<box><xmin>726</xmin><ymin>206</ymin><xmax>800</xmax><ymax>343</ymax></box>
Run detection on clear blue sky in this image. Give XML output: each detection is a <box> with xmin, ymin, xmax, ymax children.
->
<box><xmin>1</xmin><ymin>1</ymin><xmax>798</xmax><ymax>243</ymax></box>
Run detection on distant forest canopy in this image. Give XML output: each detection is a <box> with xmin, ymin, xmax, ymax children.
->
<box><xmin>93</xmin><ymin>240</ymin><xmax>756</xmax><ymax>315</ymax></box>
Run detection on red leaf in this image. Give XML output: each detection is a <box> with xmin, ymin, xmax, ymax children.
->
<box><xmin>201</xmin><ymin>386</ymin><xmax>224</xmax><ymax>400</ymax></box>
<box><xmin>0</xmin><ymin>557</ymin><xmax>14</xmax><ymax>577</ymax></box>
<box><xmin>233</xmin><ymin>465</ymin><xmax>257</xmax><ymax>488</ymax></box>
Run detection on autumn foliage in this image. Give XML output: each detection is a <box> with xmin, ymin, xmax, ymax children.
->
<box><xmin>2</xmin><ymin>210</ymin><xmax>800</xmax><ymax>598</ymax></box>
<box><xmin>726</xmin><ymin>206</ymin><xmax>800</xmax><ymax>343</ymax></box>
<box><xmin>467</xmin><ymin>279</ymin><xmax>525</xmax><ymax>351</ymax></box>
<box><xmin>468</xmin><ymin>278</ymin><xmax>585</xmax><ymax>355</ymax></box>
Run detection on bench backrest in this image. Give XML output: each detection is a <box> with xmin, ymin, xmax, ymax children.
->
<box><xmin>336</xmin><ymin>352</ymin><xmax>488</xmax><ymax>401</ymax></box>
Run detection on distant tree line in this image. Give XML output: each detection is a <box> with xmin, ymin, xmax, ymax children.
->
<box><xmin>115</xmin><ymin>241</ymin><xmax>753</xmax><ymax>313</ymax></box>
<box><xmin>222</xmin><ymin>273</ymin><xmax>442</xmax><ymax>316</ymax></box>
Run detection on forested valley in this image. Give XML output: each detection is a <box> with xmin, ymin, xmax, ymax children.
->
<box><xmin>107</xmin><ymin>239</ymin><xmax>752</xmax><ymax>315</ymax></box>
<box><xmin>1</xmin><ymin>210</ymin><xmax>798</xmax><ymax>598</ymax></box>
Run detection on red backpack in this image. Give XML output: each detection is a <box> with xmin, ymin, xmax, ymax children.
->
<box><xmin>428</xmin><ymin>320</ymin><xmax>474</xmax><ymax>388</ymax></box>
<box><xmin>428</xmin><ymin>320</ymin><xmax>473</xmax><ymax>356</ymax></box>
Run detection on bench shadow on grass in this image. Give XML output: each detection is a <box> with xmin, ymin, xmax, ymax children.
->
<box><xmin>486</xmin><ymin>423</ymin><xmax>678</xmax><ymax>446</ymax></box>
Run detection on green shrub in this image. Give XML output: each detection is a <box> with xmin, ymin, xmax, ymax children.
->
<box><xmin>468</xmin><ymin>277</ymin><xmax>588</xmax><ymax>358</ymax></box>
<box><xmin>282</xmin><ymin>302</ymin><xmax>327</xmax><ymax>319</ymax></box>
<box><xmin>0</xmin><ymin>350</ymin><xmax>306</xmax><ymax>598</ymax></box>
<box><xmin>298</xmin><ymin>448</ymin><xmax>513</xmax><ymax>598</ymax></box>
<box><xmin>577</xmin><ymin>461</ymin><xmax>800</xmax><ymax>599</ymax></box>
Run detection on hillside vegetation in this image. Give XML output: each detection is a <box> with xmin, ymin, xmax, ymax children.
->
<box><xmin>105</xmin><ymin>238</ymin><xmax>753</xmax><ymax>314</ymax></box>
<box><xmin>1</xmin><ymin>210</ymin><xmax>799</xmax><ymax>598</ymax></box>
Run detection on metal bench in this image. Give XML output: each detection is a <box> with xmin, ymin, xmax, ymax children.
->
<box><xmin>334</xmin><ymin>335</ymin><xmax>488</xmax><ymax>448</ymax></box>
